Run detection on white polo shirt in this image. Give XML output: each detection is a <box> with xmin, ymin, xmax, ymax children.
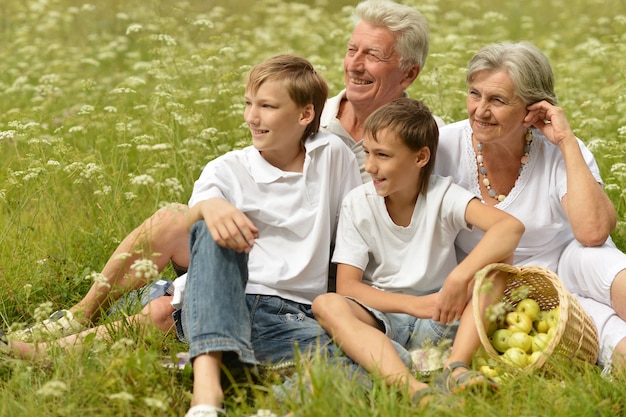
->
<box><xmin>182</xmin><ymin>131</ymin><xmax>360</xmax><ymax>305</ymax></box>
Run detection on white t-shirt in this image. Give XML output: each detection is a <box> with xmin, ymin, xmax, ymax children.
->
<box><xmin>433</xmin><ymin>119</ymin><xmax>603</xmax><ymax>271</ymax></box>
<box><xmin>321</xmin><ymin>89</ymin><xmax>446</xmax><ymax>183</ymax></box>
<box><xmin>332</xmin><ymin>175</ymin><xmax>475</xmax><ymax>295</ymax></box>
<box><xmin>178</xmin><ymin>131</ymin><xmax>360</xmax><ymax>305</ymax></box>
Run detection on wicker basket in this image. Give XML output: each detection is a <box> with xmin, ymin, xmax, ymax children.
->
<box><xmin>472</xmin><ymin>263</ymin><xmax>599</xmax><ymax>370</ymax></box>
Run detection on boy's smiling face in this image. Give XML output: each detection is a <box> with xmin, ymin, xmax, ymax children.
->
<box><xmin>244</xmin><ymin>79</ymin><xmax>312</xmax><ymax>162</ymax></box>
<box><xmin>363</xmin><ymin>129</ymin><xmax>426</xmax><ymax>202</ymax></box>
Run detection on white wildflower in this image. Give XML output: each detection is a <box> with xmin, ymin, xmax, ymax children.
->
<box><xmin>114</xmin><ymin>252</ymin><xmax>132</xmax><ymax>261</ymax></box>
<box><xmin>605</xmin><ymin>184</ymin><xmax>620</xmax><ymax>193</ymax></box>
<box><xmin>611</xmin><ymin>163</ymin><xmax>626</xmax><ymax>173</ymax></box>
<box><xmin>109</xmin><ymin>392</ymin><xmax>135</xmax><ymax>402</ymax></box>
<box><xmin>87</xmin><ymin>271</ymin><xmax>110</xmax><ymax>289</ymax></box>
<box><xmin>124</xmin><ymin>192</ymin><xmax>137</xmax><ymax>201</ymax></box>
<box><xmin>0</xmin><ymin>130</ymin><xmax>16</xmax><ymax>140</ymax></box>
<box><xmin>110</xmin><ymin>87</ymin><xmax>136</xmax><ymax>94</ymax></box>
<box><xmin>250</xmin><ymin>410</ymin><xmax>278</xmax><ymax>417</ymax></box>
<box><xmin>77</xmin><ymin>105</ymin><xmax>95</xmax><ymax>115</ymax></box>
<box><xmin>68</xmin><ymin>125</ymin><xmax>85</xmax><ymax>133</ymax></box>
<box><xmin>111</xmin><ymin>338</ymin><xmax>135</xmax><ymax>353</ymax></box>
<box><xmin>126</xmin><ymin>23</ymin><xmax>143</xmax><ymax>35</ymax></box>
<box><xmin>129</xmin><ymin>174</ymin><xmax>155</xmax><ymax>186</ymax></box>
<box><xmin>46</xmin><ymin>159</ymin><xmax>60</xmax><ymax>167</ymax></box>
<box><xmin>143</xmin><ymin>397</ymin><xmax>167</xmax><ymax>411</ymax></box>
<box><xmin>104</xmin><ymin>106</ymin><xmax>117</xmax><ymax>113</ymax></box>
<box><xmin>80</xmin><ymin>163</ymin><xmax>102</xmax><ymax>180</ymax></box>
<box><xmin>160</xmin><ymin>177</ymin><xmax>184</xmax><ymax>197</ymax></box>
<box><xmin>154</xmin><ymin>34</ymin><xmax>177</xmax><ymax>46</ymax></box>
<box><xmin>37</xmin><ymin>380</ymin><xmax>69</xmax><ymax>398</ymax></box>
<box><xmin>131</xmin><ymin>258</ymin><xmax>159</xmax><ymax>281</ymax></box>
<box><xmin>94</xmin><ymin>185</ymin><xmax>112</xmax><ymax>196</ymax></box>
<box><xmin>192</xmin><ymin>19</ymin><xmax>214</xmax><ymax>29</ymax></box>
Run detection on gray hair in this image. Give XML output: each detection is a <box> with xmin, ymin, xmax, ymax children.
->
<box><xmin>466</xmin><ymin>42</ymin><xmax>558</xmax><ymax>105</ymax></box>
<box><xmin>353</xmin><ymin>0</ymin><xmax>429</xmax><ymax>71</ymax></box>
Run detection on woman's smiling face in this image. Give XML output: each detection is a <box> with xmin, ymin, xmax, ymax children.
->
<box><xmin>467</xmin><ymin>69</ymin><xmax>529</xmax><ymax>145</ymax></box>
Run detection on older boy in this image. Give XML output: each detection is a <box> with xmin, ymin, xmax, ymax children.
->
<box><xmin>180</xmin><ymin>55</ymin><xmax>360</xmax><ymax>417</ymax></box>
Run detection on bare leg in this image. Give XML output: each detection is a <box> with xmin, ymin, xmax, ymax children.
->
<box><xmin>610</xmin><ymin>268</ymin><xmax>626</xmax><ymax>323</ymax></box>
<box><xmin>9</xmin><ymin>295</ymin><xmax>176</xmax><ymax>360</ymax></box>
<box><xmin>70</xmin><ymin>204</ymin><xmax>190</xmax><ymax>324</ymax></box>
<box><xmin>190</xmin><ymin>353</ymin><xmax>224</xmax><ymax>409</ymax></box>
<box><xmin>313</xmin><ymin>293</ymin><xmax>428</xmax><ymax>397</ymax></box>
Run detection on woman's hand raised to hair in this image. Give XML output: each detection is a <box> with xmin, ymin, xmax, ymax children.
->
<box><xmin>524</xmin><ymin>100</ymin><xmax>576</xmax><ymax>148</ymax></box>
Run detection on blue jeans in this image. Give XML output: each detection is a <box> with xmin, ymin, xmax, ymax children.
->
<box><xmin>181</xmin><ymin>221</ymin><xmax>338</xmax><ymax>366</ymax></box>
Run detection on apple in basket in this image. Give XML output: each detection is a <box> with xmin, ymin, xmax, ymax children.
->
<box><xmin>506</xmin><ymin>311</ymin><xmax>533</xmax><ymax>334</ymax></box>
<box><xmin>534</xmin><ymin>311</ymin><xmax>550</xmax><ymax>334</ymax></box>
<box><xmin>516</xmin><ymin>298</ymin><xmax>541</xmax><ymax>321</ymax></box>
<box><xmin>546</xmin><ymin>306</ymin><xmax>560</xmax><ymax>329</ymax></box>
<box><xmin>508</xmin><ymin>332</ymin><xmax>533</xmax><ymax>353</ymax></box>
<box><xmin>502</xmin><ymin>347</ymin><xmax>529</xmax><ymax>368</ymax></box>
<box><xmin>531</xmin><ymin>332</ymin><xmax>551</xmax><ymax>352</ymax></box>
<box><xmin>490</xmin><ymin>328</ymin><xmax>512</xmax><ymax>353</ymax></box>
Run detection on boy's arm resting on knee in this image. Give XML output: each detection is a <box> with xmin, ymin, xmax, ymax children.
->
<box><xmin>335</xmin><ymin>263</ymin><xmax>438</xmax><ymax>318</ymax></box>
<box><xmin>434</xmin><ymin>199</ymin><xmax>525</xmax><ymax>323</ymax></box>
<box><xmin>186</xmin><ymin>198</ymin><xmax>259</xmax><ymax>253</ymax></box>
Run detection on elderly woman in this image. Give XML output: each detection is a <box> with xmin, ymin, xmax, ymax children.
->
<box><xmin>434</xmin><ymin>41</ymin><xmax>626</xmax><ymax>371</ymax></box>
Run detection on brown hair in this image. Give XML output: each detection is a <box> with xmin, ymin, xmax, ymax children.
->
<box><xmin>246</xmin><ymin>54</ymin><xmax>328</xmax><ymax>141</ymax></box>
<box><xmin>364</xmin><ymin>97</ymin><xmax>438</xmax><ymax>195</ymax></box>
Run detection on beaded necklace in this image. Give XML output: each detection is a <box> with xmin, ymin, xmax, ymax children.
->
<box><xmin>476</xmin><ymin>130</ymin><xmax>533</xmax><ymax>202</ymax></box>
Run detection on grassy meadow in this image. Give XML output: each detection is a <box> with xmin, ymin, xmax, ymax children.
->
<box><xmin>1</xmin><ymin>0</ymin><xmax>626</xmax><ymax>415</ymax></box>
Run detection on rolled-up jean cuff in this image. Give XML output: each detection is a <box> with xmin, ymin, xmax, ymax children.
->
<box><xmin>188</xmin><ymin>336</ymin><xmax>258</xmax><ymax>366</ymax></box>
<box><xmin>174</xmin><ymin>306</ymin><xmax>258</xmax><ymax>365</ymax></box>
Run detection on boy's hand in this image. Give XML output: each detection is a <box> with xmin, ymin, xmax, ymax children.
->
<box><xmin>190</xmin><ymin>198</ymin><xmax>259</xmax><ymax>253</ymax></box>
<box><xmin>433</xmin><ymin>275</ymin><xmax>470</xmax><ymax>325</ymax></box>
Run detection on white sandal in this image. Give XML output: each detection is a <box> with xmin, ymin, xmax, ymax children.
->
<box><xmin>185</xmin><ymin>404</ymin><xmax>226</xmax><ymax>417</ymax></box>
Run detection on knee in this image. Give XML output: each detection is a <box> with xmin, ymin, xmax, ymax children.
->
<box><xmin>312</xmin><ymin>293</ymin><xmax>345</xmax><ymax>323</ymax></box>
<box><xmin>143</xmin><ymin>296</ymin><xmax>175</xmax><ymax>333</ymax></box>
<box><xmin>152</xmin><ymin>204</ymin><xmax>189</xmax><ymax>235</ymax></box>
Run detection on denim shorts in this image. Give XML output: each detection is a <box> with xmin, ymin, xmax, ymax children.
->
<box><xmin>349</xmin><ymin>298</ymin><xmax>458</xmax><ymax>351</ymax></box>
<box><xmin>174</xmin><ymin>293</ymin><xmax>338</xmax><ymax>366</ymax></box>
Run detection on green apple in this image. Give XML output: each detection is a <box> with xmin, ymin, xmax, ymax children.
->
<box><xmin>490</xmin><ymin>328</ymin><xmax>512</xmax><ymax>353</ymax></box>
<box><xmin>534</xmin><ymin>311</ymin><xmax>550</xmax><ymax>333</ymax></box>
<box><xmin>502</xmin><ymin>347</ymin><xmax>529</xmax><ymax>368</ymax></box>
<box><xmin>479</xmin><ymin>365</ymin><xmax>499</xmax><ymax>378</ymax></box>
<box><xmin>506</xmin><ymin>311</ymin><xmax>533</xmax><ymax>334</ymax></box>
<box><xmin>531</xmin><ymin>332</ymin><xmax>551</xmax><ymax>352</ymax></box>
<box><xmin>508</xmin><ymin>331</ymin><xmax>532</xmax><ymax>353</ymax></box>
<box><xmin>516</xmin><ymin>298</ymin><xmax>541</xmax><ymax>321</ymax></box>
<box><xmin>546</xmin><ymin>306</ymin><xmax>560</xmax><ymax>329</ymax></box>
<box><xmin>528</xmin><ymin>351</ymin><xmax>540</xmax><ymax>364</ymax></box>
<box><xmin>473</xmin><ymin>345</ymin><xmax>491</xmax><ymax>367</ymax></box>
<box><xmin>547</xmin><ymin>326</ymin><xmax>556</xmax><ymax>340</ymax></box>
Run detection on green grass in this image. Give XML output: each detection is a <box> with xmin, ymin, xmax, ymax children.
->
<box><xmin>1</xmin><ymin>0</ymin><xmax>625</xmax><ymax>415</ymax></box>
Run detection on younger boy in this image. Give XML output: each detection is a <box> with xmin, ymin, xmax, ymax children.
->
<box><xmin>180</xmin><ymin>55</ymin><xmax>361</xmax><ymax>416</ymax></box>
<box><xmin>312</xmin><ymin>98</ymin><xmax>525</xmax><ymax>403</ymax></box>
